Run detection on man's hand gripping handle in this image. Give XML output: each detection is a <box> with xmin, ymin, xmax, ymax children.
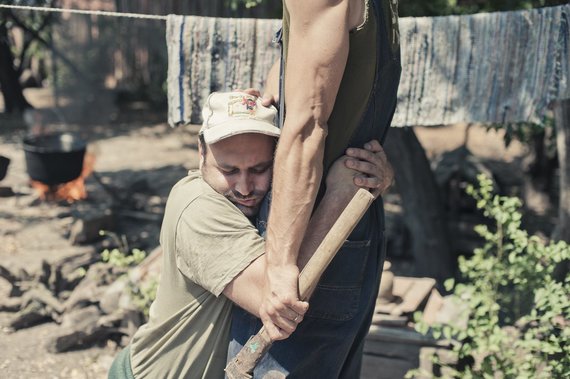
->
<box><xmin>225</xmin><ymin>188</ymin><xmax>375</xmax><ymax>379</ymax></box>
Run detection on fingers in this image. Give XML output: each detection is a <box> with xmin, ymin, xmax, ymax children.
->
<box><xmin>236</xmin><ymin>88</ymin><xmax>262</xmax><ymax>97</ymax></box>
<box><xmin>234</xmin><ymin>88</ymin><xmax>277</xmax><ymax>108</ymax></box>
<box><xmin>261</xmin><ymin>93</ymin><xmax>278</xmax><ymax>107</ymax></box>
<box><xmin>353</xmin><ymin>174</ymin><xmax>382</xmax><ymax>189</ymax></box>
<box><xmin>346</xmin><ymin>147</ymin><xmax>382</xmax><ymax>167</ymax></box>
<box><xmin>364</xmin><ymin>139</ymin><xmax>382</xmax><ymax>152</ymax></box>
<box><xmin>259</xmin><ymin>264</ymin><xmax>307</xmax><ymax>341</ymax></box>
<box><xmin>259</xmin><ymin>299</ymin><xmax>308</xmax><ymax>341</ymax></box>
<box><xmin>290</xmin><ymin>300</ymin><xmax>309</xmax><ymax>316</ymax></box>
<box><xmin>345</xmin><ymin>158</ymin><xmax>377</xmax><ymax>178</ymax></box>
<box><xmin>262</xmin><ymin>321</ymin><xmax>288</xmax><ymax>341</ymax></box>
<box><xmin>344</xmin><ymin>141</ymin><xmax>394</xmax><ymax>197</ymax></box>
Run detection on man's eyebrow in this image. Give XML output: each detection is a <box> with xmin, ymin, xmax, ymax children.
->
<box><xmin>216</xmin><ymin>160</ymin><xmax>273</xmax><ymax>171</ymax></box>
<box><xmin>251</xmin><ymin>160</ymin><xmax>274</xmax><ymax>169</ymax></box>
<box><xmin>217</xmin><ymin>162</ymin><xmax>237</xmax><ymax>170</ymax></box>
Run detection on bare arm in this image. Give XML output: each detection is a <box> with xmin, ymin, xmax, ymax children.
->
<box><xmin>260</xmin><ymin>0</ymin><xmax>356</xmax><ymax>336</ymax></box>
<box><xmin>297</xmin><ymin>141</ymin><xmax>393</xmax><ymax>268</ymax></box>
<box><xmin>261</xmin><ymin>59</ymin><xmax>280</xmax><ymax>106</ymax></box>
<box><xmin>267</xmin><ymin>0</ymin><xmax>351</xmax><ymax>266</ymax></box>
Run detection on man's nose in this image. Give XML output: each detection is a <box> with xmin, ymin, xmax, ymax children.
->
<box><xmin>234</xmin><ymin>173</ymin><xmax>253</xmax><ymax>197</ymax></box>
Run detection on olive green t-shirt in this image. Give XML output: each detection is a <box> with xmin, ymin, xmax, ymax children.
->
<box><xmin>130</xmin><ymin>170</ymin><xmax>265</xmax><ymax>379</ymax></box>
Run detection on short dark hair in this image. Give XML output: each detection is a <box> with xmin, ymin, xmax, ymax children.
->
<box><xmin>199</xmin><ymin>134</ymin><xmax>207</xmax><ymax>155</ymax></box>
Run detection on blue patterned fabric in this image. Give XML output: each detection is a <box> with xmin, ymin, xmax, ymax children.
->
<box><xmin>167</xmin><ymin>4</ymin><xmax>569</xmax><ymax>128</ymax></box>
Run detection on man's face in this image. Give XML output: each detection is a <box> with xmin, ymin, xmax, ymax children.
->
<box><xmin>200</xmin><ymin>133</ymin><xmax>275</xmax><ymax>218</ymax></box>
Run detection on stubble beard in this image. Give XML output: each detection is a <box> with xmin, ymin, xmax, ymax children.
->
<box><xmin>224</xmin><ymin>190</ymin><xmax>265</xmax><ymax>218</ymax></box>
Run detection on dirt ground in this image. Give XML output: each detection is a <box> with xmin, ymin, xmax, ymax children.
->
<box><xmin>0</xmin><ymin>89</ymin><xmax>202</xmax><ymax>378</ymax></box>
<box><xmin>0</xmin><ymin>88</ymin><xmax>534</xmax><ymax>378</ymax></box>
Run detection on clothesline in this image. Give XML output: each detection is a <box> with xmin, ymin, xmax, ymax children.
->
<box><xmin>3</xmin><ymin>3</ymin><xmax>569</xmax><ymax>127</ymax></box>
<box><xmin>0</xmin><ymin>4</ymin><xmax>168</xmax><ymax>20</ymax></box>
<box><xmin>166</xmin><ymin>5</ymin><xmax>570</xmax><ymax>127</ymax></box>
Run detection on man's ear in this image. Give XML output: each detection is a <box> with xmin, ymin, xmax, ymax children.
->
<box><xmin>198</xmin><ymin>144</ymin><xmax>205</xmax><ymax>170</ymax></box>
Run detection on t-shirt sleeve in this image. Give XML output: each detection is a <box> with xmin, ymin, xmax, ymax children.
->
<box><xmin>175</xmin><ymin>192</ymin><xmax>265</xmax><ymax>296</ymax></box>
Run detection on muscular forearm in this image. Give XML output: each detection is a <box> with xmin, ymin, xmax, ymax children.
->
<box><xmin>266</xmin><ymin>0</ymin><xmax>351</xmax><ymax>266</ymax></box>
<box><xmin>296</xmin><ymin>187</ymin><xmax>357</xmax><ymax>269</ymax></box>
<box><xmin>266</xmin><ymin>127</ymin><xmax>326</xmax><ymax>266</ymax></box>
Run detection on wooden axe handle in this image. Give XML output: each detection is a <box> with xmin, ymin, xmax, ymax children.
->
<box><xmin>225</xmin><ymin>188</ymin><xmax>375</xmax><ymax>379</ymax></box>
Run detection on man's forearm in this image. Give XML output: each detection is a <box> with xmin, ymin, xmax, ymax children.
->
<box><xmin>296</xmin><ymin>186</ymin><xmax>357</xmax><ymax>269</ymax></box>
<box><xmin>266</xmin><ymin>128</ymin><xmax>326</xmax><ymax>265</ymax></box>
<box><xmin>265</xmin><ymin>0</ymin><xmax>351</xmax><ymax>266</ymax></box>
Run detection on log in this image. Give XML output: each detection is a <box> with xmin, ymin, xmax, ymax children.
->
<box><xmin>46</xmin><ymin>305</ymin><xmax>109</xmax><ymax>353</ymax></box>
<box><xmin>9</xmin><ymin>300</ymin><xmax>51</xmax><ymax>330</ymax></box>
<box><xmin>0</xmin><ymin>263</ymin><xmax>23</xmax><ymax>284</ymax></box>
<box><xmin>21</xmin><ymin>284</ymin><xmax>65</xmax><ymax>315</ymax></box>
<box><xmin>53</xmin><ymin>248</ymin><xmax>100</xmax><ymax>293</ymax></box>
<box><xmin>0</xmin><ymin>296</ymin><xmax>22</xmax><ymax>312</ymax></box>
<box><xmin>99</xmin><ymin>279</ymin><xmax>129</xmax><ymax>315</ymax></box>
<box><xmin>64</xmin><ymin>263</ymin><xmax>123</xmax><ymax>312</ymax></box>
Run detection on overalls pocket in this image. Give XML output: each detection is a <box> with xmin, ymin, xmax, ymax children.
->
<box><xmin>306</xmin><ymin>239</ymin><xmax>371</xmax><ymax>321</ymax></box>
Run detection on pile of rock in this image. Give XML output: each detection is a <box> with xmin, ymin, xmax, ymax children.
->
<box><xmin>0</xmin><ymin>246</ymin><xmax>161</xmax><ymax>353</ymax></box>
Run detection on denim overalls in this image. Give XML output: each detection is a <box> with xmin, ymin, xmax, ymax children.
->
<box><xmin>227</xmin><ymin>0</ymin><xmax>401</xmax><ymax>377</ymax></box>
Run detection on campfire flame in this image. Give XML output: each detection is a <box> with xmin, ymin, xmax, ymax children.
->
<box><xmin>31</xmin><ymin>152</ymin><xmax>95</xmax><ymax>203</ymax></box>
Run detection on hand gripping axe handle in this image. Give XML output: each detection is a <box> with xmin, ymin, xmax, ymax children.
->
<box><xmin>225</xmin><ymin>188</ymin><xmax>375</xmax><ymax>379</ymax></box>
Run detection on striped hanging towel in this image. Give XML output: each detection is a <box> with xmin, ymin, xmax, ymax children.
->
<box><xmin>166</xmin><ymin>15</ymin><xmax>280</xmax><ymax>127</ymax></box>
<box><xmin>166</xmin><ymin>4</ymin><xmax>569</xmax><ymax>127</ymax></box>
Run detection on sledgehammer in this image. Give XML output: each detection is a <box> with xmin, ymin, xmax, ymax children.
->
<box><xmin>225</xmin><ymin>188</ymin><xmax>375</xmax><ymax>379</ymax></box>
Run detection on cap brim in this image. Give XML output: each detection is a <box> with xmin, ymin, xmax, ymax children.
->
<box><xmin>201</xmin><ymin>119</ymin><xmax>281</xmax><ymax>144</ymax></box>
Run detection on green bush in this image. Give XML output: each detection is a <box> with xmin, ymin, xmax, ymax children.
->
<box><xmin>101</xmin><ymin>248</ymin><xmax>146</xmax><ymax>268</ymax></box>
<box><xmin>101</xmin><ymin>246</ymin><xmax>157</xmax><ymax>320</ymax></box>
<box><xmin>408</xmin><ymin>174</ymin><xmax>569</xmax><ymax>378</ymax></box>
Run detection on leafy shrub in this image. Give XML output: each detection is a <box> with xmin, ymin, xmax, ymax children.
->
<box><xmin>130</xmin><ymin>278</ymin><xmax>159</xmax><ymax>319</ymax></box>
<box><xmin>101</xmin><ymin>248</ymin><xmax>146</xmax><ymax>268</ymax></box>
<box><xmin>408</xmin><ymin>174</ymin><xmax>569</xmax><ymax>378</ymax></box>
<box><xmin>100</xmin><ymin>246</ymin><xmax>157</xmax><ymax>320</ymax></box>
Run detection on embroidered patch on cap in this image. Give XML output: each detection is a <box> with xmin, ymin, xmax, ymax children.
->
<box><xmin>228</xmin><ymin>95</ymin><xmax>257</xmax><ymax>117</ymax></box>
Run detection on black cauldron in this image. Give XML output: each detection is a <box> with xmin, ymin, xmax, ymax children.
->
<box><xmin>23</xmin><ymin>132</ymin><xmax>87</xmax><ymax>185</ymax></box>
<box><xmin>0</xmin><ymin>155</ymin><xmax>9</xmax><ymax>181</ymax></box>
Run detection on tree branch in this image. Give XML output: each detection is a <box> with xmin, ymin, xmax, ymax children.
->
<box><xmin>8</xmin><ymin>12</ymin><xmax>93</xmax><ymax>86</ymax></box>
<box><xmin>16</xmin><ymin>11</ymin><xmax>53</xmax><ymax>76</ymax></box>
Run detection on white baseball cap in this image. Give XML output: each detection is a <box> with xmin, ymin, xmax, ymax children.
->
<box><xmin>199</xmin><ymin>92</ymin><xmax>280</xmax><ymax>144</ymax></box>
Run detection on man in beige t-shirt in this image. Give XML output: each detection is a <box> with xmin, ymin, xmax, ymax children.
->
<box><xmin>109</xmin><ymin>91</ymin><xmax>390</xmax><ymax>379</ymax></box>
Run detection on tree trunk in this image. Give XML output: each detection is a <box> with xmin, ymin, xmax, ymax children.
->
<box><xmin>384</xmin><ymin>127</ymin><xmax>454</xmax><ymax>283</ymax></box>
<box><xmin>552</xmin><ymin>99</ymin><xmax>570</xmax><ymax>243</ymax></box>
<box><xmin>0</xmin><ymin>23</ymin><xmax>31</xmax><ymax>113</ymax></box>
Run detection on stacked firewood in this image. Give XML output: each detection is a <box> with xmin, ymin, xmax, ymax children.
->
<box><xmin>0</xmin><ymin>246</ymin><xmax>161</xmax><ymax>353</ymax></box>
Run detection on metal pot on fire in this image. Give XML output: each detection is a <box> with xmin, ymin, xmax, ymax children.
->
<box><xmin>0</xmin><ymin>155</ymin><xmax>10</xmax><ymax>182</ymax></box>
<box><xmin>23</xmin><ymin>132</ymin><xmax>87</xmax><ymax>185</ymax></box>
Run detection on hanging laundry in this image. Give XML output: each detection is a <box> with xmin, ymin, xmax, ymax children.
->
<box><xmin>394</xmin><ymin>4</ymin><xmax>569</xmax><ymax>127</ymax></box>
<box><xmin>166</xmin><ymin>15</ymin><xmax>280</xmax><ymax>126</ymax></box>
<box><xmin>166</xmin><ymin>4</ymin><xmax>569</xmax><ymax>127</ymax></box>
